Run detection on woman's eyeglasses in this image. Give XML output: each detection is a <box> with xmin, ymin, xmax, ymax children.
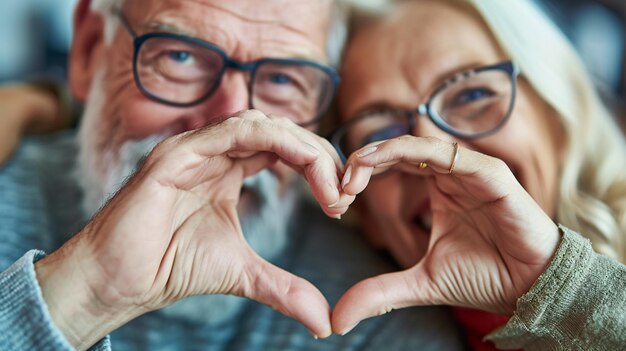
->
<box><xmin>113</xmin><ymin>8</ymin><xmax>340</xmax><ymax>126</ymax></box>
<box><xmin>330</xmin><ymin>61</ymin><xmax>520</xmax><ymax>161</ymax></box>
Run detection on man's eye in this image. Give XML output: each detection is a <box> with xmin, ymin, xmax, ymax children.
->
<box><xmin>268</xmin><ymin>73</ymin><xmax>293</xmax><ymax>85</ymax></box>
<box><xmin>167</xmin><ymin>50</ymin><xmax>192</xmax><ymax>63</ymax></box>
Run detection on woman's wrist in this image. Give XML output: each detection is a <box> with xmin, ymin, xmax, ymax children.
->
<box><xmin>19</xmin><ymin>84</ymin><xmax>65</xmax><ymax>133</ymax></box>
<box><xmin>1</xmin><ymin>83</ymin><xmax>67</xmax><ymax>134</ymax></box>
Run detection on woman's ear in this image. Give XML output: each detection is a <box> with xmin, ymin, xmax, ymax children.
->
<box><xmin>69</xmin><ymin>0</ymin><xmax>106</xmax><ymax>102</ymax></box>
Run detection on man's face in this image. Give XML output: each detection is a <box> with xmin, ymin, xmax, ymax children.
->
<box><xmin>74</xmin><ymin>0</ymin><xmax>331</xmax><ymax>178</ymax></box>
<box><xmin>72</xmin><ymin>0</ymin><xmax>332</xmax><ymax>213</ymax></box>
<box><xmin>103</xmin><ymin>0</ymin><xmax>329</xmax><ymax>139</ymax></box>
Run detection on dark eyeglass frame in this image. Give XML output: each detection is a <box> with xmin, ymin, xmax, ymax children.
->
<box><xmin>112</xmin><ymin>8</ymin><xmax>341</xmax><ymax>126</ymax></box>
<box><xmin>330</xmin><ymin>61</ymin><xmax>520</xmax><ymax>162</ymax></box>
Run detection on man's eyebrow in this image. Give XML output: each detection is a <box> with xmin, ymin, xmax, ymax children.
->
<box><xmin>142</xmin><ymin>21</ymin><xmax>194</xmax><ymax>36</ymax></box>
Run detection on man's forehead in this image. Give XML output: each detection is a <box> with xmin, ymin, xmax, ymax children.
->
<box><xmin>124</xmin><ymin>0</ymin><xmax>332</xmax><ymax>60</ymax></box>
<box><xmin>127</xmin><ymin>0</ymin><xmax>333</xmax><ymax>35</ymax></box>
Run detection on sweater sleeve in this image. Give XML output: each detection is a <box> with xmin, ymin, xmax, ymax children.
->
<box><xmin>0</xmin><ymin>250</ymin><xmax>111</xmax><ymax>351</ymax></box>
<box><xmin>485</xmin><ymin>225</ymin><xmax>626</xmax><ymax>350</ymax></box>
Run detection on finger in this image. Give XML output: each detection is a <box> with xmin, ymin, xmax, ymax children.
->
<box><xmin>302</xmin><ymin>161</ymin><xmax>341</xmax><ymax>209</ymax></box>
<box><xmin>323</xmin><ymin>206</ymin><xmax>349</xmax><ymax>219</ymax></box>
<box><xmin>352</xmin><ymin>136</ymin><xmax>476</xmax><ymax>176</ymax></box>
<box><xmin>341</xmin><ymin>150</ymin><xmax>435</xmax><ymax>197</ymax></box>
<box><xmin>237</xmin><ymin>152</ymin><xmax>280</xmax><ymax>178</ymax></box>
<box><xmin>270</xmin><ymin>118</ymin><xmax>343</xmax><ymax>208</ymax></box>
<box><xmin>347</xmin><ymin>136</ymin><xmax>515</xmax><ymax>194</ymax></box>
<box><xmin>321</xmin><ymin>194</ymin><xmax>353</xmax><ymax>219</ymax></box>
<box><xmin>268</xmin><ymin>114</ymin><xmax>345</xmax><ymax>172</ymax></box>
<box><xmin>340</xmin><ymin>164</ymin><xmax>374</xmax><ymax>196</ymax></box>
<box><xmin>240</xmin><ymin>253</ymin><xmax>332</xmax><ymax>339</ymax></box>
<box><xmin>328</xmin><ymin>193</ymin><xmax>356</xmax><ymax>210</ymax></box>
<box><xmin>150</xmin><ymin>116</ymin><xmax>321</xmax><ymax>181</ymax></box>
<box><xmin>332</xmin><ymin>267</ymin><xmax>436</xmax><ymax>335</ymax></box>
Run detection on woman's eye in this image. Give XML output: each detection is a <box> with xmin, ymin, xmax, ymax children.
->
<box><xmin>361</xmin><ymin>124</ymin><xmax>408</xmax><ymax>146</ymax></box>
<box><xmin>452</xmin><ymin>87</ymin><xmax>494</xmax><ymax>105</ymax></box>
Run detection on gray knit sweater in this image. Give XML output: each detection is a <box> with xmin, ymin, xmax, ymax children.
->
<box><xmin>486</xmin><ymin>226</ymin><xmax>626</xmax><ymax>350</ymax></box>
<box><xmin>0</xmin><ymin>132</ymin><xmax>465</xmax><ymax>350</ymax></box>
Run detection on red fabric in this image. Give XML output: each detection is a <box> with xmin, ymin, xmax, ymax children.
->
<box><xmin>452</xmin><ymin>307</ymin><xmax>522</xmax><ymax>351</ymax></box>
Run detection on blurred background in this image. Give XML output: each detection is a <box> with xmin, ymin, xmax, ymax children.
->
<box><xmin>1</xmin><ymin>0</ymin><xmax>625</xmax><ymax>122</ymax></box>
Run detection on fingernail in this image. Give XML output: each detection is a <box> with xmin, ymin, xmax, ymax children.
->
<box><xmin>302</xmin><ymin>142</ymin><xmax>320</xmax><ymax>156</ymax></box>
<box><xmin>341</xmin><ymin>165</ymin><xmax>352</xmax><ymax>190</ymax></box>
<box><xmin>341</xmin><ymin>322</ymin><xmax>359</xmax><ymax>336</ymax></box>
<box><xmin>308</xmin><ymin>329</ymin><xmax>319</xmax><ymax>340</ymax></box>
<box><xmin>357</xmin><ymin>146</ymin><xmax>378</xmax><ymax>158</ymax></box>
<box><xmin>335</xmin><ymin>214</ymin><xmax>342</xmax><ymax>220</ymax></box>
<box><xmin>326</xmin><ymin>181</ymin><xmax>340</xmax><ymax>208</ymax></box>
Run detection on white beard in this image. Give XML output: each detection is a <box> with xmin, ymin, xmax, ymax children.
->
<box><xmin>75</xmin><ymin>68</ymin><xmax>298</xmax><ymax>325</ymax></box>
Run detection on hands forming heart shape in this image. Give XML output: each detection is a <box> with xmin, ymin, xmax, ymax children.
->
<box><xmin>35</xmin><ymin>111</ymin><xmax>561</xmax><ymax>349</ymax></box>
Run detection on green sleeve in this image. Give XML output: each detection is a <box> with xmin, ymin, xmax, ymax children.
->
<box><xmin>485</xmin><ymin>225</ymin><xmax>626</xmax><ymax>350</ymax></box>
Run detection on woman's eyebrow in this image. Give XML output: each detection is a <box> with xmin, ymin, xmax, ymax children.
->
<box><xmin>430</xmin><ymin>61</ymin><xmax>489</xmax><ymax>85</ymax></box>
<box><xmin>352</xmin><ymin>101</ymin><xmax>399</xmax><ymax>116</ymax></box>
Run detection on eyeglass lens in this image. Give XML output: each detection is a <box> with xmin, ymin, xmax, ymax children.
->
<box><xmin>337</xmin><ymin>67</ymin><xmax>514</xmax><ymax>157</ymax></box>
<box><xmin>135</xmin><ymin>36</ymin><xmax>334</xmax><ymax>124</ymax></box>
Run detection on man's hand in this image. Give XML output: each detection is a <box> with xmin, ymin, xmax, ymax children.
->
<box><xmin>35</xmin><ymin>110</ymin><xmax>352</xmax><ymax>349</ymax></box>
<box><xmin>332</xmin><ymin>136</ymin><xmax>561</xmax><ymax>335</ymax></box>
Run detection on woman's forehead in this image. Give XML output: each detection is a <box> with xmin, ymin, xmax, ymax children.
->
<box><xmin>339</xmin><ymin>1</ymin><xmax>506</xmax><ymax>116</ymax></box>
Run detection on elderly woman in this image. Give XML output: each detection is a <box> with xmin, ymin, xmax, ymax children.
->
<box><xmin>330</xmin><ymin>0</ymin><xmax>626</xmax><ymax>349</ymax></box>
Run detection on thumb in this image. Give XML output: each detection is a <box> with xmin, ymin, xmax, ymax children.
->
<box><xmin>332</xmin><ymin>267</ymin><xmax>436</xmax><ymax>335</ymax></box>
<box><xmin>239</xmin><ymin>253</ymin><xmax>332</xmax><ymax>338</ymax></box>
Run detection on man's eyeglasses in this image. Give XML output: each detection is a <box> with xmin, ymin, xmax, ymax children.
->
<box><xmin>330</xmin><ymin>61</ymin><xmax>520</xmax><ymax>161</ymax></box>
<box><xmin>113</xmin><ymin>9</ymin><xmax>340</xmax><ymax>126</ymax></box>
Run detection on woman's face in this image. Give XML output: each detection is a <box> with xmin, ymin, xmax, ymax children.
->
<box><xmin>339</xmin><ymin>0</ymin><xmax>564</xmax><ymax>268</ymax></box>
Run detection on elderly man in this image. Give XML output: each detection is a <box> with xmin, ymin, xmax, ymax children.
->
<box><xmin>0</xmin><ymin>0</ymin><xmax>463</xmax><ymax>350</ymax></box>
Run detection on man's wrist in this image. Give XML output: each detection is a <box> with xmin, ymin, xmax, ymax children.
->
<box><xmin>35</xmin><ymin>239</ymin><xmax>138</xmax><ymax>350</ymax></box>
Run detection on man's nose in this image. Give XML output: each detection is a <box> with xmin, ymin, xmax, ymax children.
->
<box><xmin>185</xmin><ymin>72</ymin><xmax>250</xmax><ymax>129</ymax></box>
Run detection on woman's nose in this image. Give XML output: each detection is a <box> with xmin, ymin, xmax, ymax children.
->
<box><xmin>411</xmin><ymin>112</ymin><xmax>450</xmax><ymax>140</ymax></box>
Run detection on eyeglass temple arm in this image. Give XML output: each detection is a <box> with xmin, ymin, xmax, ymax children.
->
<box><xmin>111</xmin><ymin>7</ymin><xmax>138</xmax><ymax>38</ymax></box>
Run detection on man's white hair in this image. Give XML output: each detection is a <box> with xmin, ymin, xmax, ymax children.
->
<box><xmin>90</xmin><ymin>0</ymin><xmax>123</xmax><ymax>44</ymax></box>
<box><xmin>347</xmin><ymin>0</ymin><xmax>626</xmax><ymax>262</ymax></box>
<box><xmin>90</xmin><ymin>0</ymin><xmax>347</xmax><ymax>66</ymax></box>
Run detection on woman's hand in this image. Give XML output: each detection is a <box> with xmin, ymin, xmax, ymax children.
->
<box><xmin>36</xmin><ymin>110</ymin><xmax>352</xmax><ymax>349</ymax></box>
<box><xmin>332</xmin><ymin>136</ymin><xmax>561</xmax><ymax>335</ymax></box>
<box><xmin>0</xmin><ymin>84</ymin><xmax>67</xmax><ymax>165</ymax></box>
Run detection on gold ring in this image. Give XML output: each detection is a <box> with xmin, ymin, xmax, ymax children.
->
<box><xmin>418</xmin><ymin>162</ymin><xmax>428</xmax><ymax>169</ymax></box>
<box><xmin>449</xmin><ymin>142</ymin><xmax>460</xmax><ymax>175</ymax></box>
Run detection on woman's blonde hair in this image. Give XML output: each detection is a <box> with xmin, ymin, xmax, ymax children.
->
<box><xmin>348</xmin><ymin>0</ymin><xmax>626</xmax><ymax>261</ymax></box>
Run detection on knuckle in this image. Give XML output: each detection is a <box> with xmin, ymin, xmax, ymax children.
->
<box><xmin>268</xmin><ymin>114</ymin><xmax>294</xmax><ymax>125</ymax></box>
<box><xmin>423</xmin><ymin>136</ymin><xmax>441</xmax><ymax>146</ymax></box>
<box><xmin>488</xmin><ymin>156</ymin><xmax>509</xmax><ymax>173</ymax></box>
<box><xmin>398</xmin><ymin>135</ymin><xmax>414</xmax><ymax>142</ymax></box>
<box><xmin>239</xmin><ymin>109</ymin><xmax>267</xmax><ymax>120</ymax></box>
<box><xmin>223</xmin><ymin>116</ymin><xmax>244</xmax><ymax>129</ymax></box>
